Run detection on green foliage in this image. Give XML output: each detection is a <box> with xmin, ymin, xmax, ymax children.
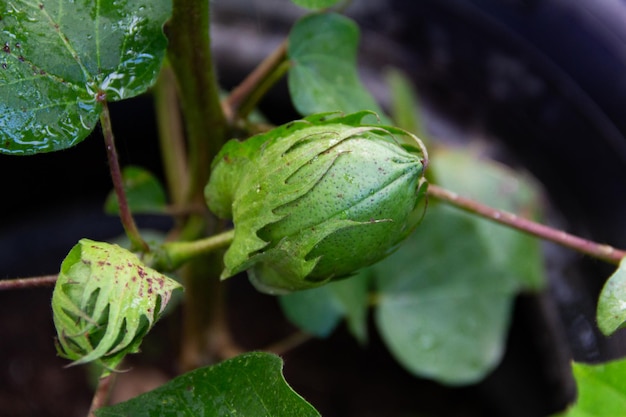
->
<box><xmin>556</xmin><ymin>359</ymin><xmax>626</xmax><ymax>417</ymax></box>
<box><xmin>287</xmin><ymin>13</ymin><xmax>385</xmax><ymax>120</ymax></box>
<box><xmin>52</xmin><ymin>239</ymin><xmax>181</xmax><ymax>374</ymax></box>
<box><xmin>95</xmin><ymin>352</ymin><xmax>321</xmax><ymax>417</ymax></box>
<box><xmin>280</xmin><ymin>269</ymin><xmax>370</xmax><ymax>343</ymax></box>
<box><xmin>290</xmin><ymin>0</ymin><xmax>342</xmax><ymax>10</ymax></box>
<box><xmin>104</xmin><ymin>166</ymin><xmax>167</xmax><ymax>215</ymax></box>
<box><xmin>374</xmin><ymin>204</ymin><xmax>515</xmax><ymax>384</ymax></box>
<box><xmin>597</xmin><ymin>257</ymin><xmax>626</xmax><ymax>335</ymax></box>
<box><xmin>0</xmin><ymin>0</ymin><xmax>171</xmax><ymax>155</ymax></box>
<box><xmin>205</xmin><ymin>112</ymin><xmax>427</xmax><ymax>294</ymax></box>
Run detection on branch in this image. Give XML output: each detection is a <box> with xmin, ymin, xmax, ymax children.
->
<box><xmin>0</xmin><ymin>275</ymin><xmax>57</xmax><ymax>290</ymax></box>
<box><xmin>100</xmin><ymin>100</ymin><xmax>149</xmax><ymax>252</ymax></box>
<box><xmin>223</xmin><ymin>40</ymin><xmax>289</xmax><ymax>123</ymax></box>
<box><xmin>427</xmin><ymin>184</ymin><xmax>626</xmax><ymax>265</ymax></box>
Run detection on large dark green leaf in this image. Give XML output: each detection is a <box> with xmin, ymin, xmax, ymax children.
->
<box><xmin>597</xmin><ymin>257</ymin><xmax>626</xmax><ymax>335</ymax></box>
<box><xmin>556</xmin><ymin>359</ymin><xmax>626</xmax><ymax>417</ymax></box>
<box><xmin>95</xmin><ymin>352</ymin><xmax>321</xmax><ymax>417</ymax></box>
<box><xmin>287</xmin><ymin>13</ymin><xmax>384</xmax><ymax>120</ymax></box>
<box><xmin>0</xmin><ymin>0</ymin><xmax>171</xmax><ymax>155</ymax></box>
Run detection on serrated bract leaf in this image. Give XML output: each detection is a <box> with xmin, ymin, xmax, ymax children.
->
<box><xmin>287</xmin><ymin>13</ymin><xmax>385</xmax><ymax>120</ymax></box>
<box><xmin>290</xmin><ymin>0</ymin><xmax>341</xmax><ymax>9</ymax></box>
<box><xmin>0</xmin><ymin>0</ymin><xmax>171</xmax><ymax>154</ymax></box>
<box><xmin>555</xmin><ymin>359</ymin><xmax>626</xmax><ymax>417</ymax></box>
<box><xmin>95</xmin><ymin>352</ymin><xmax>321</xmax><ymax>417</ymax></box>
<box><xmin>205</xmin><ymin>111</ymin><xmax>427</xmax><ymax>294</ymax></box>
<box><xmin>597</xmin><ymin>257</ymin><xmax>626</xmax><ymax>335</ymax></box>
<box><xmin>104</xmin><ymin>165</ymin><xmax>167</xmax><ymax>215</ymax></box>
<box><xmin>52</xmin><ymin>239</ymin><xmax>181</xmax><ymax>374</ymax></box>
<box><xmin>280</xmin><ymin>269</ymin><xmax>370</xmax><ymax>343</ymax></box>
<box><xmin>374</xmin><ymin>205</ymin><xmax>515</xmax><ymax>385</ymax></box>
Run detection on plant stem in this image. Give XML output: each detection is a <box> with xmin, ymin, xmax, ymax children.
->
<box><xmin>166</xmin><ymin>0</ymin><xmax>233</xmax><ymax>371</ymax></box>
<box><xmin>0</xmin><ymin>275</ymin><xmax>57</xmax><ymax>290</ymax></box>
<box><xmin>166</xmin><ymin>0</ymin><xmax>228</xmax><ymax>202</ymax></box>
<box><xmin>87</xmin><ymin>373</ymin><xmax>116</xmax><ymax>417</ymax></box>
<box><xmin>223</xmin><ymin>40</ymin><xmax>289</xmax><ymax>122</ymax></box>
<box><xmin>154</xmin><ymin>63</ymin><xmax>189</xmax><ymax>207</ymax></box>
<box><xmin>100</xmin><ymin>101</ymin><xmax>149</xmax><ymax>253</ymax></box>
<box><xmin>427</xmin><ymin>184</ymin><xmax>626</xmax><ymax>265</ymax></box>
<box><xmin>155</xmin><ymin>229</ymin><xmax>235</xmax><ymax>271</ymax></box>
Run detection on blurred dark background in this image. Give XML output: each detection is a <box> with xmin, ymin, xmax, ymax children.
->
<box><xmin>2</xmin><ymin>0</ymin><xmax>626</xmax><ymax>415</ymax></box>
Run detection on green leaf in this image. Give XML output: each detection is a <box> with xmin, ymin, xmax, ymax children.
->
<box><xmin>95</xmin><ymin>352</ymin><xmax>321</xmax><ymax>417</ymax></box>
<box><xmin>52</xmin><ymin>239</ymin><xmax>181</xmax><ymax>374</ymax></box>
<box><xmin>287</xmin><ymin>13</ymin><xmax>385</xmax><ymax>121</ymax></box>
<box><xmin>386</xmin><ymin>68</ymin><xmax>426</xmax><ymax>138</ymax></box>
<box><xmin>104</xmin><ymin>166</ymin><xmax>167</xmax><ymax>215</ymax></box>
<box><xmin>597</xmin><ymin>257</ymin><xmax>626</xmax><ymax>335</ymax></box>
<box><xmin>556</xmin><ymin>359</ymin><xmax>626</xmax><ymax>417</ymax></box>
<box><xmin>0</xmin><ymin>0</ymin><xmax>171</xmax><ymax>155</ymax></box>
<box><xmin>374</xmin><ymin>205</ymin><xmax>515</xmax><ymax>385</ymax></box>
<box><xmin>290</xmin><ymin>0</ymin><xmax>342</xmax><ymax>9</ymax></box>
<box><xmin>280</xmin><ymin>269</ymin><xmax>370</xmax><ymax>343</ymax></box>
<box><xmin>432</xmin><ymin>147</ymin><xmax>545</xmax><ymax>291</ymax></box>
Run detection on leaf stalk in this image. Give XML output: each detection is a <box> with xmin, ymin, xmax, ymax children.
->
<box><xmin>100</xmin><ymin>101</ymin><xmax>149</xmax><ymax>253</ymax></box>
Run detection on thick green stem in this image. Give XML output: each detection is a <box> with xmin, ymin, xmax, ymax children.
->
<box><xmin>427</xmin><ymin>184</ymin><xmax>626</xmax><ymax>265</ymax></box>
<box><xmin>100</xmin><ymin>101</ymin><xmax>149</xmax><ymax>253</ymax></box>
<box><xmin>165</xmin><ymin>0</ymin><xmax>233</xmax><ymax>370</ymax></box>
<box><xmin>166</xmin><ymin>0</ymin><xmax>227</xmax><ymax>202</ymax></box>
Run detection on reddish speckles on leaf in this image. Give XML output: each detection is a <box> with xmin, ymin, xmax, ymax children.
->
<box><xmin>2</xmin><ymin>43</ymin><xmax>10</xmax><ymax>53</ymax></box>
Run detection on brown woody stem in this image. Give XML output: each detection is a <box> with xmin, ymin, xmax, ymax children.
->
<box><xmin>427</xmin><ymin>184</ymin><xmax>626</xmax><ymax>265</ymax></box>
<box><xmin>0</xmin><ymin>275</ymin><xmax>58</xmax><ymax>290</ymax></box>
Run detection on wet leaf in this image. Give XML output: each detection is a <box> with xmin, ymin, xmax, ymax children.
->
<box><xmin>287</xmin><ymin>13</ymin><xmax>385</xmax><ymax>121</ymax></box>
<box><xmin>290</xmin><ymin>0</ymin><xmax>342</xmax><ymax>9</ymax></box>
<box><xmin>556</xmin><ymin>359</ymin><xmax>626</xmax><ymax>416</ymax></box>
<box><xmin>52</xmin><ymin>239</ymin><xmax>181</xmax><ymax>374</ymax></box>
<box><xmin>374</xmin><ymin>205</ymin><xmax>515</xmax><ymax>385</ymax></box>
<box><xmin>104</xmin><ymin>165</ymin><xmax>167</xmax><ymax>215</ymax></box>
<box><xmin>0</xmin><ymin>0</ymin><xmax>171</xmax><ymax>155</ymax></box>
<box><xmin>597</xmin><ymin>257</ymin><xmax>626</xmax><ymax>335</ymax></box>
<box><xmin>95</xmin><ymin>352</ymin><xmax>321</xmax><ymax>417</ymax></box>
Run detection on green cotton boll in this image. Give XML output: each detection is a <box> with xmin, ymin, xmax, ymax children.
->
<box><xmin>51</xmin><ymin>239</ymin><xmax>182</xmax><ymax>374</ymax></box>
<box><xmin>205</xmin><ymin>111</ymin><xmax>428</xmax><ymax>295</ymax></box>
